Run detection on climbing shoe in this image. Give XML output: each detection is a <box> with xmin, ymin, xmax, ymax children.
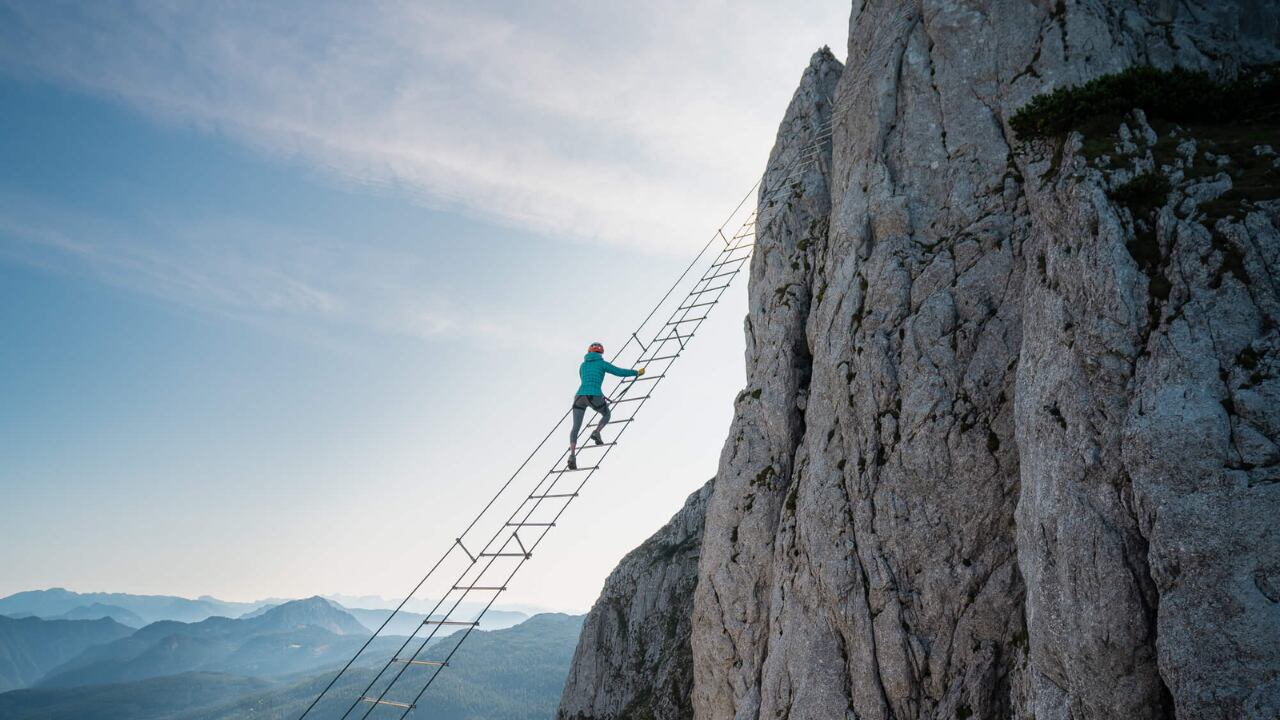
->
<box><xmin>590</xmin><ymin>431</ymin><xmax>604</xmax><ymax>446</ymax></box>
<box><xmin>567</xmin><ymin>455</ymin><xmax>578</xmax><ymax>471</ymax></box>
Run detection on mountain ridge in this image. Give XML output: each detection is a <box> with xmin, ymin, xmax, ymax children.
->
<box><xmin>0</xmin><ymin>612</ymin><xmax>585</xmax><ymax>720</ymax></box>
<box><xmin>35</xmin><ymin>597</ymin><xmax>372</xmax><ymax>689</ymax></box>
<box><xmin>53</xmin><ymin>604</ymin><xmax>144</xmax><ymax>627</ymax></box>
<box><xmin>0</xmin><ymin>588</ymin><xmax>270</xmax><ymax>626</ymax></box>
<box><xmin>0</xmin><ymin>615</ymin><xmax>135</xmax><ymax>693</ymax></box>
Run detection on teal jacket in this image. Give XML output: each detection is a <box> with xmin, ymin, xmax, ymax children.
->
<box><xmin>576</xmin><ymin>352</ymin><xmax>637</xmax><ymax>396</ymax></box>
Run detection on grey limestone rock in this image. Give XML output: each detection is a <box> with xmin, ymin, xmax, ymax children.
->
<box><xmin>561</xmin><ymin>2</ymin><xmax>1280</xmax><ymax>719</ymax></box>
<box><xmin>557</xmin><ymin>480</ymin><xmax>713</xmax><ymax>720</ymax></box>
<box><xmin>692</xmin><ymin>2</ymin><xmax>1280</xmax><ymax>717</ymax></box>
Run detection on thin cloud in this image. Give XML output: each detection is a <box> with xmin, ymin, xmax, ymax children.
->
<box><xmin>0</xmin><ymin>195</ymin><xmax>566</xmax><ymax>352</ymax></box>
<box><xmin>0</xmin><ymin>208</ymin><xmax>340</xmax><ymax>318</ymax></box>
<box><xmin>0</xmin><ymin>0</ymin><xmax>847</xmax><ymax>252</ymax></box>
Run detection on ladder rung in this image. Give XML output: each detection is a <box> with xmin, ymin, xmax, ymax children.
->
<box><xmin>611</xmin><ymin>395</ymin><xmax>652</xmax><ymax>404</ymax></box>
<box><xmin>551</xmin><ymin>465</ymin><xmax>599</xmax><ymax>473</ymax></box>
<box><xmin>700</xmin><ymin>269</ymin><xmax>739</xmax><ymax>282</ymax></box>
<box><xmin>573</xmin><ymin>441</ymin><xmax>617</xmax><ymax>448</ymax></box>
<box><xmin>422</xmin><ymin>619</ymin><xmax>480</xmax><ymax>626</ymax></box>
<box><xmin>638</xmin><ymin>354</ymin><xmax>678</xmax><ymax>363</ymax></box>
<box><xmin>709</xmin><ymin>255</ymin><xmax>750</xmax><ymax>269</ymax></box>
<box><xmin>507</xmin><ymin>521</ymin><xmax>555</xmax><ymax>526</ymax></box>
<box><xmin>622</xmin><ymin>374</ymin><xmax>664</xmax><ymax>383</ymax></box>
<box><xmin>666</xmin><ymin>316</ymin><xmax>709</xmax><ymax>325</ymax></box>
<box><xmin>530</xmin><ymin>492</ymin><xmax>578</xmax><ymax>499</ymax></box>
<box><xmin>392</xmin><ymin>658</ymin><xmax>447</xmax><ymax>667</ymax></box>
<box><xmin>479</xmin><ymin>552</ymin><xmax>531</xmax><ymax>557</ymax></box>
<box><xmin>454</xmin><ymin>585</ymin><xmax>506</xmax><ymax>591</ymax></box>
<box><xmin>575</xmin><ymin>418</ymin><xmax>628</xmax><ymax>429</ymax></box>
<box><xmin>677</xmin><ymin>301</ymin><xmax>716</xmax><ymax>311</ymax></box>
<box><xmin>804</xmin><ymin>133</ymin><xmax>832</xmax><ymax>148</ymax></box>
<box><xmin>360</xmin><ymin>697</ymin><xmax>414</xmax><ymax>709</ymax></box>
<box><xmin>689</xmin><ymin>284</ymin><xmax>730</xmax><ymax>295</ymax></box>
<box><xmin>654</xmin><ymin>333</ymin><xmax>693</xmax><ymax>344</ymax></box>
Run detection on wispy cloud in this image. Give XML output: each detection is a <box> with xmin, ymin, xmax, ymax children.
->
<box><xmin>0</xmin><ymin>0</ymin><xmax>846</xmax><ymax>252</ymax></box>
<box><xmin>0</xmin><ymin>194</ymin><xmax>572</xmax><ymax>353</ymax></box>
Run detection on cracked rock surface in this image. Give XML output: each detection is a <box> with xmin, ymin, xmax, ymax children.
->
<box><xmin>561</xmin><ymin>2</ymin><xmax>1279</xmax><ymax>719</ymax></box>
<box><xmin>557</xmin><ymin>480</ymin><xmax>712</xmax><ymax>720</ymax></box>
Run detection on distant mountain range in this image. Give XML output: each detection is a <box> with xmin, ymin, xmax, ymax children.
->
<box><xmin>322</xmin><ymin>593</ymin><xmax>552</xmax><ymax>618</ymax></box>
<box><xmin>246</xmin><ymin>603</ymin><xmax>528</xmax><ymax>634</ymax></box>
<box><xmin>51</xmin><ymin>603</ymin><xmax>145</xmax><ymax>627</ymax></box>
<box><xmin>0</xmin><ymin>608</ymin><xmax>584</xmax><ymax>720</ymax></box>
<box><xmin>0</xmin><ymin>587</ymin><xmax>572</xmax><ymax>718</ymax></box>
<box><xmin>187</xmin><ymin>613</ymin><xmax>586</xmax><ymax>720</ymax></box>
<box><xmin>36</xmin><ymin>597</ymin><xmax>377</xmax><ymax>689</ymax></box>
<box><xmin>0</xmin><ymin>589</ymin><xmax>271</xmax><ymax>626</ymax></box>
<box><xmin>0</xmin><ymin>616</ymin><xmax>135</xmax><ymax>692</ymax></box>
<box><xmin>0</xmin><ymin>588</ymin><xmax>534</xmax><ymax>628</ymax></box>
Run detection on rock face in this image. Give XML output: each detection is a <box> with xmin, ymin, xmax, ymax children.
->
<box><xmin>557</xmin><ymin>479</ymin><xmax>713</xmax><ymax>720</ymax></box>
<box><xmin>561</xmin><ymin>2</ymin><xmax>1280</xmax><ymax>719</ymax></box>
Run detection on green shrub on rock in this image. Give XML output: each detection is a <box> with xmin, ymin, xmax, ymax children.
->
<box><xmin>1109</xmin><ymin>172</ymin><xmax>1172</xmax><ymax>217</ymax></box>
<box><xmin>1010</xmin><ymin>65</ymin><xmax>1279</xmax><ymax>139</ymax></box>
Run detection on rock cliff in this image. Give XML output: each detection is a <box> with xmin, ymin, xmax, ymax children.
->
<box><xmin>561</xmin><ymin>2</ymin><xmax>1280</xmax><ymax>718</ymax></box>
<box><xmin>558</xmin><ymin>480</ymin><xmax>713</xmax><ymax>720</ymax></box>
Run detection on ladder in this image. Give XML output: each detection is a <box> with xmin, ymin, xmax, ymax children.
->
<box><xmin>300</xmin><ymin>115</ymin><xmax>834</xmax><ymax>720</ymax></box>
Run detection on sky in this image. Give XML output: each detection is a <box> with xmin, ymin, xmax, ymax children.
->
<box><xmin>0</xmin><ymin>0</ymin><xmax>848</xmax><ymax>613</ymax></box>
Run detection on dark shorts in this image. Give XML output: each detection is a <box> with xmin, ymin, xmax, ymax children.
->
<box><xmin>572</xmin><ymin>394</ymin><xmax>609</xmax><ymax>412</ymax></box>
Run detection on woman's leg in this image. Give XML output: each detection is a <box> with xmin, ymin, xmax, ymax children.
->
<box><xmin>592</xmin><ymin>396</ymin><xmax>611</xmax><ymax>436</ymax></box>
<box><xmin>570</xmin><ymin>403</ymin><xmax>586</xmax><ymax>446</ymax></box>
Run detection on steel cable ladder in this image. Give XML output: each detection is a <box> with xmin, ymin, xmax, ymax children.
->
<box><xmin>299</xmin><ymin>116</ymin><xmax>834</xmax><ymax>719</ymax></box>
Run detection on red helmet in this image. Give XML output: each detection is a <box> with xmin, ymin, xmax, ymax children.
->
<box><xmin>588</xmin><ymin>342</ymin><xmax>604</xmax><ymax>354</ymax></box>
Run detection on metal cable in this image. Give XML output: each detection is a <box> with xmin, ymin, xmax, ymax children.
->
<box><xmin>391</xmin><ymin>225</ymin><xmax>753</xmax><ymax>717</ymax></box>
<box><xmin>357</xmin><ymin>233</ymin><xmax>755</xmax><ymax>717</ymax></box>
<box><xmin>302</xmin><ymin>103</ymin><xmax>838</xmax><ymax>719</ymax></box>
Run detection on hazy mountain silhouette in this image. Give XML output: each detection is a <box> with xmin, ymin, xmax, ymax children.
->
<box><xmin>0</xmin><ymin>612</ymin><xmax>584</xmax><ymax>720</ymax></box>
<box><xmin>36</xmin><ymin>597</ymin><xmax>376</xmax><ymax>688</ymax></box>
<box><xmin>322</xmin><ymin>594</ymin><xmax>544</xmax><ymax>621</ymax></box>
<box><xmin>243</xmin><ymin>602</ymin><xmax>528</xmax><ymax>634</ymax></box>
<box><xmin>342</xmin><ymin>606</ymin><xmax>529</xmax><ymax>635</ymax></box>
<box><xmin>0</xmin><ymin>589</ymin><xmax>270</xmax><ymax>625</ymax></box>
<box><xmin>182</xmin><ymin>613</ymin><xmax>585</xmax><ymax>720</ymax></box>
<box><xmin>53</xmin><ymin>604</ymin><xmax>144</xmax><ymax>627</ymax></box>
<box><xmin>0</xmin><ymin>616</ymin><xmax>134</xmax><ymax>692</ymax></box>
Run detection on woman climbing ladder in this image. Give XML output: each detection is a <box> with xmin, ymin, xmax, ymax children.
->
<box><xmin>567</xmin><ymin>342</ymin><xmax>644</xmax><ymax>470</ymax></box>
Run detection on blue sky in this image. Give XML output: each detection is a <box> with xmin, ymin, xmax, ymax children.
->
<box><xmin>0</xmin><ymin>1</ymin><xmax>846</xmax><ymax>612</ymax></box>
